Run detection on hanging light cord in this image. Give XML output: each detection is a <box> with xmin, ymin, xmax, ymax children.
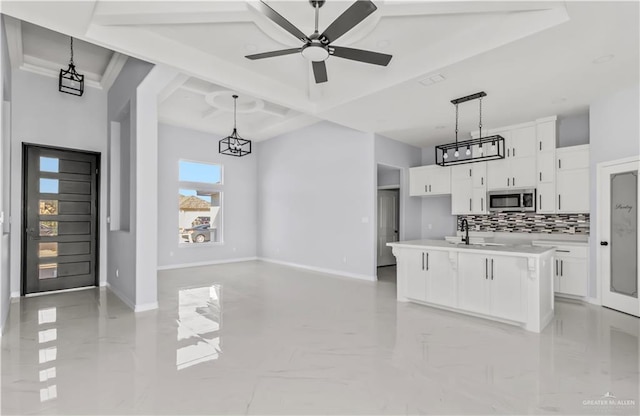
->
<box><xmin>70</xmin><ymin>38</ymin><xmax>74</xmax><ymax>66</ymax></box>
<box><xmin>478</xmin><ymin>96</ymin><xmax>483</xmax><ymax>139</ymax></box>
<box><xmin>454</xmin><ymin>103</ymin><xmax>459</xmax><ymax>150</ymax></box>
<box><xmin>233</xmin><ymin>95</ymin><xmax>237</xmax><ymax>132</ymax></box>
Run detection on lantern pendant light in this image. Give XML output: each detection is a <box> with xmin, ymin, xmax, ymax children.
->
<box><xmin>59</xmin><ymin>37</ymin><xmax>84</xmax><ymax>96</ymax></box>
<box><xmin>219</xmin><ymin>95</ymin><xmax>252</xmax><ymax>157</ymax></box>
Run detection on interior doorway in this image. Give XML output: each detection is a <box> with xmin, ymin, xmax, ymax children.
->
<box><xmin>598</xmin><ymin>156</ymin><xmax>639</xmax><ymax>317</ymax></box>
<box><xmin>376</xmin><ymin>164</ymin><xmax>401</xmax><ymax>281</ymax></box>
<box><xmin>22</xmin><ymin>144</ymin><xmax>100</xmax><ymax>295</ymax></box>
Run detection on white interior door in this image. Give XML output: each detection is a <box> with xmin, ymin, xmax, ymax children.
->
<box><xmin>599</xmin><ymin>158</ymin><xmax>639</xmax><ymax>317</ymax></box>
<box><xmin>377</xmin><ymin>189</ymin><xmax>399</xmax><ymax>267</ymax></box>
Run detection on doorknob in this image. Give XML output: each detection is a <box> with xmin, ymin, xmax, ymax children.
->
<box><xmin>600</xmin><ymin>241</ymin><xmax>609</xmax><ymax>246</ymax></box>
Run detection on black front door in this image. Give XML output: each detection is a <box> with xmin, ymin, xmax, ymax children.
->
<box><xmin>22</xmin><ymin>144</ymin><xmax>99</xmax><ymax>295</ymax></box>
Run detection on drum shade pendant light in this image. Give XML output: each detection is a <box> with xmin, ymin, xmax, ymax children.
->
<box><xmin>59</xmin><ymin>37</ymin><xmax>84</xmax><ymax>96</ymax></box>
<box><xmin>435</xmin><ymin>91</ymin><xmax>505</xmax><ymax>166</ymax></box>
<box><xmin>219</xmin><ymin>95</ymin><xmax>252</xmax><ymax>157</ymax></box>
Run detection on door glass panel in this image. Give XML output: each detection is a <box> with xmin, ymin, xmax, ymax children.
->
<box><xmin>39</xmin><ymin>243</ymin><xmax>58</xmax><ymax>258</ymax></box>
<box><xmin>39</xmin><ymin>221</ymin><xmax>58</xmax><ymax>236</ymax></box>
<box><xmin>39</xmin><ymin>200</ymin><xmax>58</xmax><ymax>215</ymax></box>
<box><xmin>610</xmin><ymin>171</ymin><xmax>638</xmax><ymax>298</ymax></box>
<box><xmin>40</xmin><ymin>157</ymin><xmax>59</xmax><ymax>172</ymax></box>
<box><xmin>39</xmin><ymin>264</ymin><xmax>58</xmax><ymax>279</ymax></box>
<box><xmin>39</xmin><ymin>179</ymin><xmax>59</xmax><ymax>194</ymax></box>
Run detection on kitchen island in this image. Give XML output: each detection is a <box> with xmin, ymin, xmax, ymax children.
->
<box><xmin>387</xmin><ymin>240</ymin><xmax>555</xmax><ymax>332</ymax></box>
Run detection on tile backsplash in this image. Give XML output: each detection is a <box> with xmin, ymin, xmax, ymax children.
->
<box><xmin>457</xmin><ymin>212</ymin><xmax>590</xmax><ymax>234</ymax></box>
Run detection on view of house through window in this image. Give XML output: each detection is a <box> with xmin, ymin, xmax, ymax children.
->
<box><xmin>178</xmin><ymin>161</ymin><xmax>222</xmax><ymax>244</ymax></box>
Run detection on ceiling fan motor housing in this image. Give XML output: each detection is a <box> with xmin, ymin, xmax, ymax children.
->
<box><xmin>301</xmin><ymin>42</ymin><xmax>330</xmax><ymax>62</ymax></box>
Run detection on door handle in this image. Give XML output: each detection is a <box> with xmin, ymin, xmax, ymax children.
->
<box><xmin>485</xmin><ymin>258</ymin><xmax>488</xmax><ymax>280</ymax></box>
<box><xmin>600</xmin><ymin>241</ymin><xmax>609</xmax><ymax>246</ymax></box>
<box><xmin>490</xmin><ymin>259</ymin><xmax>494</xmax><ymax>280</ymax></box>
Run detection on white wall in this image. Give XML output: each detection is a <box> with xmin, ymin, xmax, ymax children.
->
<box><xmin>9</xmin><ymin>70</ymin><xmax>108</xmax><ymax>298</ymax></box>
<box><xmin>420</xmin><ymin>146</ymin><xmax>457</xmax><ymax>239</ymax></box>
<box><xmin>257</xmin><ymin>121</ymin><xmax>376</xmax><ymax>280</ymax></box>
<box><xmin>374</xmin><ymin>134</ymin><xmax>422</xmax><ymax>242</ymax></box>
<box><xmin>106</xmin><ymin>58</ymin><xmax>153</xmax><ymax>309</ymax></box>
<box><xmin>589</xmin><ymin>84</ymin><xmax>640</xmax><ymax>299</ymax></box>
<box><xmin>0</xmin><ymin>15</ymin><xmax>12</xmax><ymax>333</ymax></box>
<box><xmin>157</xmin><ymin>123</ymin><xmax>258</xmax><ymax>269</ymax></box>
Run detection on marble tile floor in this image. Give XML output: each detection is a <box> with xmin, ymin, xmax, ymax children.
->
<box><xmin>1</xmin><ymin>260</ymin><xmax>638</xmax><ymax>415</ymax></box>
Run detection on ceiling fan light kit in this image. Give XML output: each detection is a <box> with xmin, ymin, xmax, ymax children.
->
<box><xmin>59</xmin><ymin>37</ymin><xmax>84</xmax><ymax>96</ymax></box>
<box><xmin>246</xmin><ymin>0</ymin><xmax>392</xmax><ymax>84</ymax></box>
<box><xmin>435</xmin><ymin>91</ymin><xmax>505</xmax><ymax>167</ymax></box>
<box><xmin>219</xmin><ymin>95</ymin><xmax>252</xmax><ymax>157</ymax></box>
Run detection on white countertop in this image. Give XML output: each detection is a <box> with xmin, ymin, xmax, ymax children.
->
<box><xmin>388</xmin><ymin>239</ymin><xmax>554</xmax><ymax>257</ymax></box>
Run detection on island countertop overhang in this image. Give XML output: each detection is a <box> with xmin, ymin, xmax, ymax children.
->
<box><xmin>387</xmin><ymin>239</ymin><xmax>555</xmax><ymax>257</ymax></box>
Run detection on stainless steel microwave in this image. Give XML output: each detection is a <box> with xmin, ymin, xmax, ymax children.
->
<box><xmin>488</xmin><ymin>189</ymin><xmax>536</xmax><ymax>212</ymax></box>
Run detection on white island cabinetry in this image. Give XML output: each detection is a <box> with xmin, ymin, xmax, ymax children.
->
<box><xmin>390</xmin><ymin>240</ymin><xmax>554</xmax><ymax>333</ymax></box>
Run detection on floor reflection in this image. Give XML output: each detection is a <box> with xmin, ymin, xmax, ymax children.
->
<box><xmin>176</xmin><ymin>285</ymin><xmax>222</xmax><ymax>370</ymax></box>
<box><xmin>37</xmin><ymin>307</ymin><xmax>58</xmax><ymax>403</ymax></box>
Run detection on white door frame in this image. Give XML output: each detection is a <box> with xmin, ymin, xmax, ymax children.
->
<box><xmin>596</xmin><ymin>155</ymin><xmax>640</xmax><ymax>315</ymax></box>
<box><xmin>374</xmin><ymin>163</ymin><xmax>404</xmax><ymax>278</ymax></box>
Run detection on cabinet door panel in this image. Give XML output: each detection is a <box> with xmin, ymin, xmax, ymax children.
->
<box><xmin>431</xmin><ymin>167</ymin><xmax>452</xmax><ymax>195</ymax></box>
<box><xmin>558</xmin><ymin>258</ymin><xmax>588</xmax><ymax>297</ymax></box>
<box><xmin>557</xmin><ymin>146</ymin><xmax>589</xmax><ymax>170</ymax></box>
<box><xmin>537</xmin><ymin>152</ymin><xmax>556</xmax><ymax>184</ymax></box>
<box><xmin>451</xmin><ymin>178</ymin><xmax>473</xmax><ymax>214</ymax></box>
<box><xmin>472</xmin><ymin>188</ymin><xmax>487</xmax><ymax>214</ymax></box>
<box><xmin>458</xmin><ymin>253</ymin><xmax>489</xmax><ymax>314</ymax></box>
<box><xmin>425</xmin><ymin>251</ymin><xmax>455</xmax><ymax>307</ymax></box>
<box><xmin>536</xmin><ymin>121</ymin><xmax>556</xmax><ymax>152</ymax></box>
<box><xmin>510</xmin><ymin>126</ymin><xmax>536</xmax><ymax>158</ymax></box>
<box><xmin>490</xmin><ymin>256</ymin><xmax>526</xmax><ymax>322</ymax></box>
<box><xmin>405</xmin><ymin>250</ymin><xmax>427</xmax><ymax>301</ymax></box>
<box><xmin>409</xmin><ymin>167</ymin><xmax>429</xmax><ymax>196</ymax></box>
<box><xmin>557</xmin><ymin>168</ymin><xmax>589</xmax><ymax>213</ymax></box>
<box><xmin>472</xmin><ymin>162</ymin><xmax>487</xmax><ymax>188</ymax></box>
<box><xmin>537</xmin><ymin>183</ymin><xmax>556</xmax><ymax>214</ymax></box>
<box><xmin>487</xmin><ymin>159</ymin><xmax>510</xmax><ymax>190</ymax></box>
<box><xmin>511</xmin><ymin>157</ymin><xmax>536</xmax><ymax>188</ymax></box>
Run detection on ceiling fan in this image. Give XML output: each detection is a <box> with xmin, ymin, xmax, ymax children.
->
<box><xmin>246</xmin><ymin>0</ymin><xmax>392</xmax><ymax>84</ymax></box>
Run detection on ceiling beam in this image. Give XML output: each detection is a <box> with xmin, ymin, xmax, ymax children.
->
<box><xmin>3</xmin><ymin>15</ymin><xmax>23</xmax><ymax>70</ymax></box>
<box><xmin>100</xmin><ymin>52</ymin><xmax>128</xmax><ymax>91</ymax></box>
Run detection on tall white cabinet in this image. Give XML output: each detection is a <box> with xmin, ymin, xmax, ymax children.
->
<box><xmin>556</xmin><ymin>145</ymin><xmax>590</xmax><ymax>213</ymax></box>
<box><xmin>536</xmin><ymin>117</ymin><xmax>557</xmax><ymax>213</ymax></box>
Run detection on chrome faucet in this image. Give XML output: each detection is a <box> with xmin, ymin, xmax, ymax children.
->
<box><xmin>461</xmin><ymin>219</ymin><xmax>469</xmax><ymax>245</ymax></box>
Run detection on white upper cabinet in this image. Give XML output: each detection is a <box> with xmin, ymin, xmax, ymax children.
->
<box><xmin>451</xmin><ymin>163</ymin><xmax>487</xmax><ymax>214</ymax></box>
<box><xmin>509</xmin><ymin>126</ymin><xmax>537</xmax><ymax>159</ymax></box>
<box><xmin>487</xmin><ymin>157</ymin><xmax>536</xmax><ymax>190</ymax></box>
<box><xmin>409</xmin><ymin>165</ymin><xmax>451</xmax><ymax>196</ymax></box>
<box><xmin>536</xmin><ymin>119</ymin><xmax>557</xmax><ymax>152</ymax></box>
<box><xmin>556</xmin><ymin>145</ymin><xmax>590</xmax><ymax>213</ymax></box>
<box><xmin>536</xmin><ymin>117</ymin><xmax>557</xmax><ymax>213</ymax></box>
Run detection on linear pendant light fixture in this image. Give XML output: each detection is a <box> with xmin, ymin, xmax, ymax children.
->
<box><xmin>435</xmin><ymin>91</ymin><xmax>505</xmax><ymax>166</ymax></box>
<box><xmin>219</xmin><ymin>95</ymin><xmax>252</xmax><ymax>157</ymax></box>
<box><xmin>59</xmin><ymin>37</ymin><xmax>84</xmax><ymax>96</ymax></box>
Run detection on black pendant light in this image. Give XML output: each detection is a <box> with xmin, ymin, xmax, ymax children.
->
<box><xmin>59</xmin><ymin>37</ymin><xmax>84</xmax><ymax>96</ymax></box>
<box><xmin>219</xmin><ymin>95</ymin><xmax>252</xmax><ymax>157</ymax></box>
<box><xmin>435</xmin><ymin>91</ymin><xmax>505</xmax><ymax>166</ymax></box>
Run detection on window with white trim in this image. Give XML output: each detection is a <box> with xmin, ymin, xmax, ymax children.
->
<box><xmin>178</xmin><ymin>161</ymin><xmax>223</xmax><ymax>244</ymax></box>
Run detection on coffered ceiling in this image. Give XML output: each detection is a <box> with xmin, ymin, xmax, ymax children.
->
<box><xmin>1</xmin><ymin>1</ymin><xmax>638</xmax><ymax>147</ymax></box>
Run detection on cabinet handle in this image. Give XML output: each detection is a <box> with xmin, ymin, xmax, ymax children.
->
<box><xmin>491</xmin><ymin>259</ymin><xmax>494</xmax><ymax>280</ymax></box>
<box><xmin>481</xmin><ymin>197</ymin><xmax>484</xmax><ymax>212</ymax></box>
<box><xmin>539</xmin><ymin>195</ymin><xmax>542</xmax><ymax>210</ymax></box>
<box><xmin>426</xmin><ymin>253</ymin><xmax>429</xmax><ymax>271</ymax></box>
<box><xmin>507</xmin><ymin>177</ymin><xmax>510</xmax><ymax>187</ymax></box>
<box><xmin>507</xmin><ymin>148</ymin><xmax>510</xmax><ymax>158</ymax></box>
<box><xmin>558</xmin><ymin>159</ymin><xmax>562</xmax><ymax>169</ymax></box>
<box><xmin>539</xmin><ymin>172</ymin><xmax>542</xmax><ymax>181</ymax></box>
<box><xmin>469</xmin><ymin>198</ymin><xmax>472</xmax><ymax>211</ymax></box>
<box><xmin>481</xmin><ymin>177</ymin><xmax>483</xmax><ymax>186</ymax></box>
<box><xmin>560</xmin><ymin>260</ymin><xmax>563</xmax><ymax>276</ymax></box>
<box><xmin>422</xmin><ymin>252</ymin><xmax>425</xmax><ymax>270</ymax></box>
<box><xmin>555</xmin><ymin>259</ymin><xmax>558</xmax><ymax>276</ymax></box>
<box><xmin>485</xmin><ymin>258</ymin><xmax>488</xmax><ymax>280</ymax></box>
<box><xmin>425</xmin><ymin>185</ymin><xmax>427</xmax><ymax>193</ymax></box>
<box><xmin>469</xmin><ymin>168</ymin><xmax>472</xmax><ymax>177</ymax></box>
<box><xmin>513</xmin><ymin>177</ymin><xmax>515</xmax><ymax>186</ymax></box>
<box><xmin>513</xmin><ymin>148</ymin><xmax>516</xmax><ymax>157</ymax></box>
<box><xmin>558</xmin><ymin>194</ymin><xmax>561</xmax><ymax>210</ymax></box>
<box><xmin>539</xmin><ymin>141</ymin><xmax>542</xmax><ymax>151</ymax></box>
<box><xmin>556</xmin><ymin>249</ymin><xmax>570</xmax><ymax>253</ymax></box>
<box><xmin>429</xmin><ymin>184</ymin><xmax>431</xmax><ymax>192</ymax></box>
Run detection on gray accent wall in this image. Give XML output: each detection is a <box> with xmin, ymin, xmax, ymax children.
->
<box><xmin>9</xmin><ymin>70</ymin><xmax>108</xmax><ymax>299</ymax></box>
<box><xmin>106</xmin><ymin>58</ymin><xmax>153</xmax><ymax>308</ymax></box>
<box><xmin>374</xmin><ymin>134</ymin><xmax>423</xmax><ymax>241</ymax></box>
<box><xmin>420</xmin><ymin>146</ymin><xmax>456</xmax><ymax>239</ymax></box>
<box><xmin>558</xmin><ymin>112</ymin><xmax>590</xmax><ymax>147</ymax></box>
<box><xmin>257</xmin><ymin>121</ymin><xmax>376</xmax><ymax>279</ymax></box>
<box><xmin>589</xmin><ymin>84</ymin><xmax>640</xmax><ymax>299</ymax></box>
<box><xmin>157</xmin><ymin>123</ymin><xmax>258</xmax><ymax>268</ymax></box>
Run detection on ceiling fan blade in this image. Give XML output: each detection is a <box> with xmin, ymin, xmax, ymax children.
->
<box><xmin>257</xmin><ymin>1</ymin><xmax>310</xmax><ymax>43</ymax></box>
<box><xmin>312</xmin><ymin>61</ymin><xmax>328</xmax><ymax>83</ymax></box>
<box><xmin>246</xmin><ymin>48</ymin><xmax>301</xmax><ymax>60</ymax></box>
<box><xmin>331</xmin><ymin>46</ymin><xmax>392</xmax><ymax>66</ymax></box>
<box><xmin>319</xmin><ymin>0</ymin><xmax>377</xmax><ymax>44</ymax></box>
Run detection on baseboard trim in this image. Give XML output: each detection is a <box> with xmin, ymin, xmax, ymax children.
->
<box><xmin>258</xmin><ymin>258</ymin><xmax>376</xmax><ymax>282</ymax></box>
<box><xmin>134</xmin><ymin>302</ymin><xmax>159</xmax><ymax>313</ymax></box>
<box><xmin>157</xmin><ymin>257</ymin><xmax>258</xmax><ymax>271</ymax></box>
<box><xmin>106</xmin><ymin>282</ymin><xmax>135</xmax><ymax>311</ymax></box>
<box><xmin>10</xmin><ymin>291</ymin><xmax>20</xmax><ymax>298</ymax></box>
